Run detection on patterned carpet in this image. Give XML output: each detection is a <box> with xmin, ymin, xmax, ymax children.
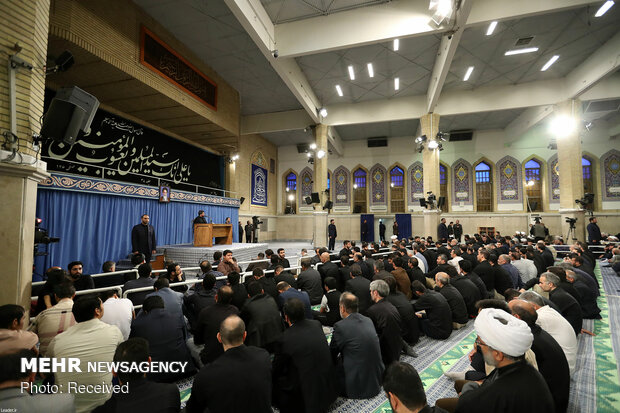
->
<box><xmin>177</xmin><ymin>263</ymin><xmax>620</xmax><ymax>412</ymax></box>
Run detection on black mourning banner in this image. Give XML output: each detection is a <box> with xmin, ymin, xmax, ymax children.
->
<box><xmin>140</xmin><ymin>26</ymin><xmax>217</xmax><ymax>110</ymax></box>
<box><xmin>41</xmin><ymin>107</ymin><xmax>224</xmax><ymax>194</ymax></box>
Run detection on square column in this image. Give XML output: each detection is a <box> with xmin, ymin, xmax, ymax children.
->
<box><xmin>420</xmin><ymin>113</ymin><xmax>441</xmax><ymax>239</ymax></box>
<box><xmin>313</xmin><ymin>124</ymin><xmax>329</xmax><ymax>246</ymax></box>
<box><xmin>556</xmin><ymin>100</ymin><xmax>586</xmax><ymax>242</ymax></box>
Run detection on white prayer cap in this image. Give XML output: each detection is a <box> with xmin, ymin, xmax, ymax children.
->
<box><xmin>474</xmin><ymin>308</ymin><xmax>533</xmax><ymax>357</ymax></box>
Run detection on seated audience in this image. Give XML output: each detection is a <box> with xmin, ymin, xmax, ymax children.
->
<box><xmin>0</xmin><ymin>349</ymin><xmax>74</xmax><ymax>412</ymax></box>
<box><xmin>383</xmin><ymin>362</ymin><xmax>447</xmax><ymax>413</ymax></box>
<box><xmin>217</xmin><ymin>249</ymin><xmax>241</xmax><ymax>275</ymax></box>
<box><xmin>194</xmin><ymin>286</ymin><xmax>239</xmax><ymax>365</ymax></box>
<box><xmin>35</xmin><ymin>267</ymin><xmax>66</xmax><ymax>314</ymax></box>
<box><xmin>566</xmin><ymin>269</ymin><xmax>601</xmax><ymax>319</ymax></box>
<box><xmin>434</xmin><ymin>272</ymin><xmax>469</xmax><ymax>328</ymax></box>
<box><xmin>499</xmin><ymin>254</ymin><xmax>524</xmax><ymax>289</ymax></box>
<box><xmin>391</xmin><ymin>257</ymin><xmax>412</xmax><ymax>299</ymax></box>
<box><xmin>539</xmin><ymin>272</ymin><xmax>582</xmax><ymax>336</ymax></box>
<box><xmin>448</xmin><ymin>269</ymin><xmax>481</xmax><ymax>318</ymax></box>
<box><xmin>273</xmin><ymin>298</ymin><xmax>338</xmax><ymax>413</ymax></box>
<box><xmin>330</xmin><ymin>293</ymin><xmax>384</xmax><ymax>399</ymax></box>
<box><xmin>123</xmin><ymin>263</ymin><xmax>156</xmax><ymax>306</ymax></box>
<box><xmin>145</xmin><ymin>277</ymin><xmax>185</xmax><ymax>332</ymax></box>
<box><xmin>277</xmin><ymin>281</ymin><xmax>312</xmax><ymax>319</ymax></box>
<box><xmin>412</xmin><ymin>281</ymin><xmax>452</xmax><ymax>340</ymax></box>
<box><xmin>510</xmin><ymin>250</ymin><xmax>538</xmax><ymax>283</ymax></box>
<box><xmin>250</xmin><ymin>268</ymin><xmax>279</xmax><ymax>301</ymax></box>
<box><xmin>372</xmin><ymin>259</ymin><xmax>392</xmax><ymax>282</ymax></box>
<box><xmin>519</xmin><ymin>291</ymin><xmax>577</xmax><ymax>375</ymax></box>
<box><xmin>345</xmin><ymin>264</ymin><xmax>372</xmax><ymax>314</ymax></box>
<box><xmin>47</xmin><ymin>295</ymin><xmax>124</xmax><ymax>413</ymax></box>
<box><xmin>474</xmin><ymin>249</ymin><xmax>495</xmax><ymax>294</ymax></box>
<box><xmin>245</xmin><ymin>252</ymin><xmax>269</xmax><ymax>272</ymax></box>
<box><xmin>317</xmin><ymin>277</ymin><xmax>342</xmax><ymax>327</ymax></box>
<box><xmin>196</xmin><ymin>260</ymin><xmax>224</xmax><ymax>291</ymax></box>
<box><xmin>185</xmin><ymin>315</ymin><xmax>272</xmax><ymax>413</ymax></box>
<box><xmin>319</xmin><ymin>252</ymin><xmax>340</xmax><ymax>285</ymax></box>
<box><xmin>164</xmin><ymin>262</ymin><xmax>187</xmax><ymax>293</ymax></box>
<box><xmin>129</xmin><ymin>296</ymin><xmax>196</xmax><ymax>382</ymax></box>
<box><xmin>184</xmin><ymin>274</ymin><xmax>217</xmax><ymax>332</ymax></box>
<box><xmin>100</xmin><ymin>290</ymin><xmax>135</xmax><ymax>341</ymax></box>
<box><xmin>0</xmin><ymin>304</ymin><xmax>38</xmax><ymax>354</ymax></box>
<box><xmin>227</xmin><ymin>271</ymin><xmax>248</xmax><ymax>310</ymax></box>
<box><xmin>296</xmin><ymin>258</ymin><xmax>324</xmax><ymax>305</ymax></box>
<box><xmin>509</xmin><ymin>300</ymin><xmax>570</xmax><ymax>413</ymax></box>
<box><xmin>92</xmin><ymin>338</ymin><xmax>180</xmax><ymax>413</ymax></box>
<box><xmin>368</xmin><ymin>280</ymin><xmax>414</xmax><ymax>365</ymax></box>
<box><xmin>240</xmin><ymin>282</ymin><xmax>285</xmax><ymax>352</ymax></box>
<box><xmin>274</xmin><ymin>265</ymin><xmax>297</xmax><ymax>289</ymax></box>
<box><xmin>67</xmin><ymin>261</ymin><xmax>95</xmax><ymax>291</ymax></box>
<box><xmin>385</xmin><ymin>276</ymin><xmax>420</xmax><ymax>346</ymax></box>
<box><xmin>28</xmin><ymin>282</ymin><xmax>76</xmax><ymax>356</ymax></box>
<box><xmin>458</xmin><ymin>260</ymin><xmax>487</xmax><ymax>301</ymax></box>
<box><xmin>276</xmin><ymin>248</ymin><xmax>291</xmax><ymax>268</ymax></box>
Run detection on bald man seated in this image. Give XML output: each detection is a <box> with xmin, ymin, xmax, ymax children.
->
<box><xmin>185</xmin><ymin>315</ymin><xmax>272</xmax><ymax>413</ymax></box>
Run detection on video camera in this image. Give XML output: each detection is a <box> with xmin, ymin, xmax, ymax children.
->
<box><xmin>34</xmin><ymin>218</ymin><xmax>60</xmax><ymax>245</ymax></box>
<box><xmin>565</xmin><ymin>217</ymin><xmax>577</xmax><ymax>227</ymax></box>
<box><xmin>252</xmin><ymin>216</ymin><xmax>263</xmax><ymax>229</ymax></box>
<box><xmin>575</xmin><ymin>193</ymin><xmax>594</xmax><ymax>209</ymax></box>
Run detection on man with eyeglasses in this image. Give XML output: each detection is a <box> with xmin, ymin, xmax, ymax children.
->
<box><xmin>437</xmin><ymin>308</ymin><xmax>554</xmax><ymax>413</ymax></box>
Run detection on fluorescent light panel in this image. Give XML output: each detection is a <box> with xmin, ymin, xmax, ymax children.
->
<box><xmin>463</xmin><ymin>66</ymin><xmax>474</xmax><ymax>81</ymax></box>
<box><xmin>335</xmin><ymin>84</ymin><xmax>343</xmax><ymax>96</ymax></box>
<box><xmin>367</xmin><ymin>63</ymin><xmax>374</xmax><ymax>78</ymax></box>
<box><xmin>348</xmin><ymin>65</ymin><xmax>355</xmax><ymax>80</ymax></box>
<box><xmin>486</xmin><ymin>21</ymin><xmax>497</xmax><ymax>36</ymax></box>
<box><xmin>541</xmin><ymin>55</ymin><xmax>559</xmax><ymax>71</ymax></box>
<box><xmin>505</xmin><ymin>47</ymin><xmax>539</xmax><ymax>56</ymax></box>
<box><xmin>394</xmin><ymin>77</ymin><xmax>400</xmax><ymax>90</ymax></box>
<box><xmin>393</xmin><ymin>38</ymin><xmax>399</xmax><ymax>51</ymax></box>
<box><xmin>595</xmin><ymin>0</ymin><xmax>614</xmax><ymax>17</ymax></box>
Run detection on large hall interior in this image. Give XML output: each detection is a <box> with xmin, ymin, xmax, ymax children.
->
<box><xmin>1</xmin><ymin>0</ymin><xmax>620</xmax><ymax>412</ymax></box>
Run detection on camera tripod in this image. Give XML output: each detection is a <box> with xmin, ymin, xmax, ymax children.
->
<box><xmin>566</xmin><ymin>224</ymin><xmax>577</xmax><ymax>241</ymax></box>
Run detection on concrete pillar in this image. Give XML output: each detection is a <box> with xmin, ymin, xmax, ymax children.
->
<box><xmin>420</xmin><ymin>113</ymin><xmax>441</xmax><ymax>238</ymax></box>
<box><xmin>556</xmin><ymin>100</ymin><xmax>586</xmax><ymax>242</ymax></box>
<box><xmin>0</xmin><ymin>0</ymin><xmax>51</xmax><ymax>311</ymax></box>
<box><xmin>313</xmin><ymin>124</ymin><xmax>329</xmax><ymax>247</ymax></box>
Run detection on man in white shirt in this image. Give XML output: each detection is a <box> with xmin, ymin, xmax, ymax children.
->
<box><xmin>519</xmin><ymin>291</ymin><xmax>577</xmax><ymax>375</ymax></box>
<box><xmin>511</xmin><ymin>250</ymin><xmax>538</xmax><ymax>283</ymax></box>
<box><xmin>47</xmin><ymin>295</ymin><xmax>124</xmax><ymax>413</ymax></box>
<box><xmin>448</xmin><ymin>248</ymin><xmax>464</xmax><ymax>271</ymax></box>
<box><xmin>100</xmin><ymin>290</ymin><xmax>135</xmax><ymax>340</ymax></box>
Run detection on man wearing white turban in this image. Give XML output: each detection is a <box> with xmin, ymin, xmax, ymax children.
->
<box><xmin>454</xmin><ymin>308</ymin><xmax>555</xmax><ymax>413</ymax></box>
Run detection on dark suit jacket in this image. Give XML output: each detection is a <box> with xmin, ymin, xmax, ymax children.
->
<box><xmin>123</xmin><ymin>277</ymin><xmax>156</xmax><ymax>306</ymax></box>
<box><xmin>194</xmin><ymin>302</ymin><xmax>239</xmax><ymax>364</ymax></box>
<box><xmin>345</xmin><ymin>276</ymin><xmax>372</xmax><ymax>314</ymax></box>
<box><xmin>438</xmin><ymin>223</ymin><xmax>449</xmax><ymax>242</ymax></box>
<box><xmin>493</xmin><ymin>265</ymin><xmax>514</xmax><ymax>297</ymax></box>
<box><xmin>413</xmin><ymin>290</ymin><xmax>452</xmax><ymax>339</ymax></box>
<box><xmin>367</xmin><ymin>299</ymin><xmax>403</xmax><ymax>366</ymax></box>
<box><xmin>328</xmin><ymin>224</ymin><xmax>337</xmax><ymax>238</ymax></box>
<box><xmin>474</xmin><ymin>261</ymin><xmax>495</xmax><ymax>292</ymax></box>
<box><xmin>330</xmin><ymin>313</ymin><xmax>384</xmax><ymax>399</ymax></box>
<box><xmin>273</xmin><ymin>319</ymin><xmax>338</xmax><ymax>413</ymax></box>
<box><xmin>230</xmin><ymin>283</ymin><xmax>248</xmax><ymax>311</ymax></box>
<box><xmin>183</xmin><ymin>289</ymin><xmax>216</xmax><ymax>332</ymax></box>
<box><xmin>278</xmin><ymin>288</ymin><xmax>312</xmax><ymax>319</ymax></box>
<box><xmin>437</xmin><ymin>284</ymin><xmax>468</xmax><ymax>324</ymax></box>
<box><xmin>193</xmin><ymin>216</ymin><xmax>207</xmax><ymax>225</ymax></box>
<box><xmin>131</xmin><ymin>223</ymin><xmax>156</xmax><ymax>256</ymax></box>
<box><xmin>130</xmin><ymin>309</ymin><xmax>196</xmax><ymax>382</ymax></box>
<box><xmin>319</xmin><ymin>261</ymin><xmax>340</xmax><ymax>284</ymax></box>
<box><xmin>386</xmin><ymin>291</ymin><xmax>420</xmax><ymax>344</ymax></box>
<box><xmin>93</xmin><ymin>378</ymin><xmax>180</xmax><ymax>413</ymax></box>
<box><xmin>296</xmin><ymin>269</ymin><xmax>324</xmax><ymax>305</ymax></box>
<box><xmin>185</xmin><ymin>345</ymin><xmax>272</xmax><ymax>413</ymax></box>
<box><xmin>275</xmin><ymin>272</ymin><xmax>297</xmax><ymax>289</ymax></box>
<box><xmin>241</xmin><ymin>293</ymin><xmax>285</xmax><ymax>348</ymax></box>
<box><xmin>336</xmin><ymin>265</ymin><xmax>351</xmax><ymax>292</ymax></box>
<box><xmin>451</xmin><ymin>276</ymin><xmax>481</xmax><ymax>317</ymax></box>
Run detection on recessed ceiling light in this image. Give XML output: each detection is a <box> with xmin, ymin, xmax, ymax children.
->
<box><xmin>463</xmin><ymin>66</ymin><xmax>474</xmax><ymax>81</ymax></box>
<box><xmin>394</xmin><ymin>77</ymin><xmax>400</xmax><ymax>90</ymax></box>
<box><xmin>504</xmin><ymin>47</ymin><xmax>539</xmax><ymax>56</ymax></box>
<box><xmin>541</xmin><ymin>55</ymin><xmax>559</xmax><ymax>71</ymax></box>
<box><xmin>393</xmin><ymin>38</ymin><xmax>399</xmax><ymax>51</ymax></box>
<box><xmin>486</xmin><ymin>21</ymin><xmax>497</xmax><ymax>36</ymax></box>
<box><xmin>335</xmin><ymin>84</ymin><xmax>343</xmax><ymax>96</ymax></box>
<box><xmin>348</xmin><ymin>65</ymin><xmax>355</xmax><ymax>80</ymax></box>
<box><xmin>367</xmin><ymin>63</ymin><xmax>374</xmax><ymax>78</ymax></box>
<box><xmin>595</xmin><ymin>0</ymin><xmax>614</xmax><ymax>17</ymax></box>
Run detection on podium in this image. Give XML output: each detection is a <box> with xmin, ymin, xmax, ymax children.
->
<box><xmin>193</xmin><ymin>224</ymin><xmax>233</xmax><ymax>247</ymax></box>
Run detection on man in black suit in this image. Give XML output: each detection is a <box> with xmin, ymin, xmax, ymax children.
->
<box><xmin>434</xmin><ymin>273</ymin><xmax>468</xmax><ymax>328</ymax></box>
<box><xmin>319</xmin><ymin>252</ymin><xmax>340</xmax><ymax>284</ymax></box>
<box><xmin>449</xmin><ymin>268</ymin><xmax>481</xmax><ymax>318</ymax></box>
<box><xmin>123</xmin><ymin>263</ymin><xmax>155</xmax><ymax>306</ymax></box>
<box><xmin>361</xmin><ymin>219</ymin><xmax>369</xmax><ymax>242</ymax></box>
<box><xmin>193</xmin><ymin>210</ymin><xmax>207</xmax><ymax>225</ymax></box>
<box><xmin>93</xmin><ymin>338</ymin><xmax>180</xmax><ymax>413</ymax></box>
<box><xmin>337</xmin><ymin>256</ymin><xmax>352</xmax><ymax>291</ymax></box>
<box><xmin>586</xmin><ymin>216</ymin><xmax>602</xmax><ymax>245</ymax></box>
<box><xmin>240</xmin><ymin>282</ymin><xmax>285</xmax><ymax>352</ymax></box>
<box><xmin>539</xmin><ymin>272</ymin><xmax>582</xmax><ymax>336</ymax></box>
<box><xmin>474</xmin><ymin>248</ymin><xmax>495</xmax><ymax>295</ymax></box>
<box><xmin>131</xmin><ymin>214</ymin><xmax>157</xmax><ymax>263</ymax></box>
<box><xmin>368</xmin><ymin>280</ymin><xmax>406</xmax><ymax>366</ymax></box>
<box><xmin>437</xmin><ymin>218</ymin><xmax>449</xmax><ymax>243</ymax></box>
<box><xmin>411</xmin><ymin>281</ymin><xmax>452</xmax><ymax>340</ymax></box>
<box><xmin>186</xmin><ymin>315</ymin><xmax>272</xmax><ymax>413</ymax></box>
<box><xmin>345</xmin><ymin>264</ymin><xmax>372</xmax><ymax>314</ymax></box>
<box><xmin>227</xmin><ymin>272</ymin><xmax>248</xmax><ymax>311</ymax></box>
<box><xmin>328</xmin><ymin>219</ymin><xmax>337</xmax><ymax>251</ymax></box>
<box><xmin>250</xmin><ymin>268</ymin><xmax>279</xmax><ymax>301</ymax></box>
<box><xmin>339</xmin><ymin>240</ymin><xmax>353</xmax><ymax>258</ymax></box>
<box><xmin>330</xmin><ymin>292</ymin><xmax>384</xmax><ymax>399</ymax></box>
<box><xmin>537</xmin><ymin>241</ymin><xmax>554</xmax><ymax>269</ymax></box>
<box><xmin>372</xmin><ymin>259</ymin><xmax>393</xmax><ymax>282</ymax></box>
<box><xmin>297</xmin><ymin>259</ymin><xmax>324</xmax><ymax>305</ymax></box>
<box><xmin>194</xmin><ymin>286</ymin><xmax>239</xmax><ymax>365</ymax></box>
<box><xmin>238</xmin><ymin>221</ymin><xmax>243</xmax><ymax>243</ymax></box>
<box><xmin>383</xmin><ymin>362</ymin><xmax>446</xmax><ymax>413</ymax></box>
<box><xmin>184</xmin><ymin>274</ymin><xmax>216</xmax><ymax>332</ymax></box>
<box><xmin>353</xmin><ymin>252</ymin><xmax>373</xmax><ymax>280</ymax></box>
<box><xmin>273</xmin><ymin>299</ymin><xmax>338</xmax><ymax>413</ymax></box>
<box><xmin>453</xmin><ymin>220</ymin><xmax>463</xmax><ymax>243</ymax></box>
<box><xmin>244</xmin><ymin>220</ymin><xmax>253</xmax><ymax>243</ymax></box>
<box><xmin>384</xmin><ymin>276</ymin><xmax>420</xmax><ymax>346</ymax></box>
<box><xmin>427</xmin><ymin>254</ymin><xmax>452</xmax><ymax>279</ymax></box>
<box><xmin>379</xmin><ymin>220</ymin><xmax>386</xmax><ymax>241</ymax></box>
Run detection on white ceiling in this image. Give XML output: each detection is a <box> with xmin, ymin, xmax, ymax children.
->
<box><xmin>132</xmin><ymin>0</ymin><xmax>620</xmax><ymax>146</ymax></box>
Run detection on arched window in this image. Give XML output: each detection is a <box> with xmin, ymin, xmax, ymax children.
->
<box><xmin>284</xmin><ymin>172</ymin><xmax>297</xmax><ymax>214</ymax></box>
<box><xmin>439</xmin><ymin>164</ymin><xmax>448</xmax><ymax>211</ymax></box>
<box><xmin>525</xmin><ymin>159</ymin><xmax>542</xmax><ymax>212</ymax></box>
<box><xmin>582</xmin><ymin>157</ymin><xmax>594</xmax><ymax>209</ymax></box>
<box><xmin>390</xmin><ymin>166</ymin><xmax>405</xmax><ymax>212</ymax></box>
<box><xmin>475</xmin><ymin>161</ymin><xmax>492</xmax><ymax>211</ymax></box>
<box><xmin>353</xmin><ymin>168</ymin><xmax>367</xmax><ymax>213</ymax></box>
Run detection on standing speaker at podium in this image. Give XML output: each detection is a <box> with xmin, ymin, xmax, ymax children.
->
<box><xmin>194</xmin><ymin>210</ymin><xmax>207</xmax><ymax>225</ymax></box>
